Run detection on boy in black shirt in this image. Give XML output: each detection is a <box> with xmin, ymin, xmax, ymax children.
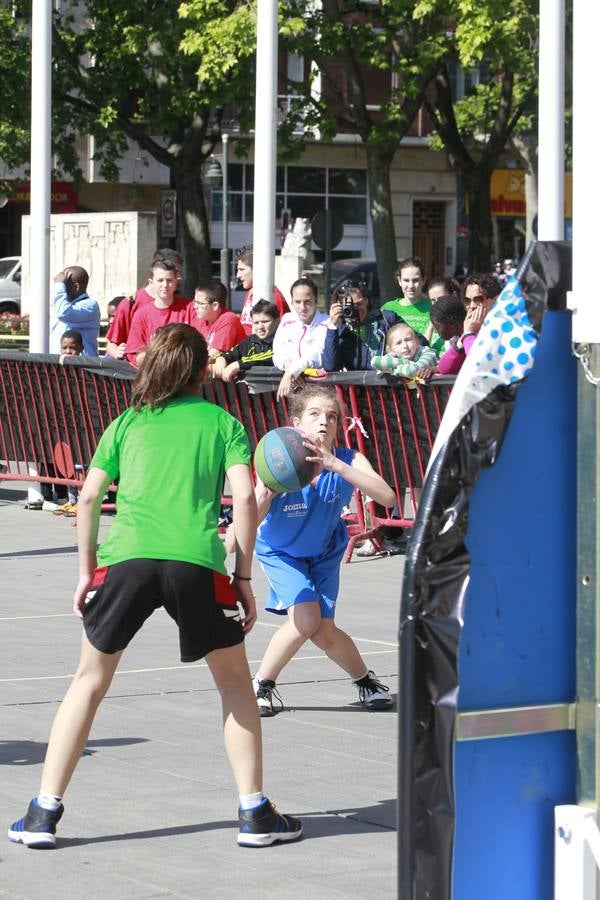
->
<box><xmin>213</xmin><ymin>300</ymin><xmax>279</xmax><ymax>381</ymax></box>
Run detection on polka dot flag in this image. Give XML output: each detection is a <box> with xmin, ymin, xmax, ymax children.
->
<box><xmin>470</xmin><ymin>277</ymin><xmax>537</xmax><ymax>389</ymax></box>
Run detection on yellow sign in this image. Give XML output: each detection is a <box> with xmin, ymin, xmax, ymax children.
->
<box><xmin>491</xmin><ymin>169</ymin><xmax>572</xmax><ymax>218</ymax></box>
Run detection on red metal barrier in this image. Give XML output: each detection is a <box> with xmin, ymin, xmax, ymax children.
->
<box><xmin>0</xmin><ymin>354</ymin><xmax>453</xmax><ymax>558</ymax></box>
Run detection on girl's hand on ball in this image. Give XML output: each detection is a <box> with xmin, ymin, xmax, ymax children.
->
<box><xmin>255</xmin><ymin>474</ymin><xmax>280</xmax><ymax>498</ymax></box>
<box><xmin>303</xmin><ymin>435</ymin><xmax>336</xmax><ymax>472</ymax></box>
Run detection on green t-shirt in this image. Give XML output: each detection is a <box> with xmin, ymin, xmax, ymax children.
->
<box><xmin>90</xmin><ymin>396</ymin><xmax>251</xmax><ymax>572</ymax></box>
<box><xmin>381</xmin><ymin>297</ymin><xmax>444</xmax><ymax>352</ymax></box>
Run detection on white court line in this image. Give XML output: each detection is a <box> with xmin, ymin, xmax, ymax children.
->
<box><xmin>0</xmin><ymin>613</ymin><xmax>398</xmax><ymax>648</ymax></box>
<box><xmin>0</xmin><ymin>613</ymin><xmax>73</xmax><ymax>621</ymax></box>
<box><xmin>0</xmin><ymin>649</ymin><xmax>397</xmax><ymax>684</ymax></box>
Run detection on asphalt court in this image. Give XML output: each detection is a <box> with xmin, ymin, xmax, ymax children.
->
<box><xmin>0</xmin><ymin>483</ymin><xmax>402</xmax><ymax>899</ymax></box>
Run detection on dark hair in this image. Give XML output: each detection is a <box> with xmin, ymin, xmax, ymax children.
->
<box><xmin>290</xmin><ymin>275</ymin><xmax>318</xmax><ymax>299</ymax></box>
<box><xmin>287</xmin><ymin>384</ymin><xmax>341</xmax><ymax>422</ymax></box>
<box><xmin>427</xmin><ymin>276</ymin><xmax>460</xmax><ymax>298</ymax></box>
<box><xmin>331</xmin><ymin>280</ymin><xmax>370</xmax><ymax>306</ymax></box>
<box><xmin>108</xmin><ymin>295</ymin><xmax>128</xmax><ymax>310</ymax></box>
<box><xmin>395</xmin><ymin>256</ymin><xmax>426</xmax><ymax>279</ymax></box>
<box><xmin>251</xmin><ymin>299</ymin><xmax>279</xmax><ymax>319</ymax></box>
<box><xmin>153</xmin><ymin>248</ymin><xmax>183</xmax><ymax>269</ymax></box>
<box><xmin>462</xmin><ymin>272</ymin><xmax>501</xmax><ymax>301</ymax></box>
<box><xmin>150</xmin><ymin>259</ymin><xmax>177</xmax><ymax>276</ymax></box>
<box><xmin>194</xmin><ymin>279</ymin><xmax>228</xmax><ymax>308</ymax></box>
<box><xmin>65</xmin><ymin>266</ymin><xmax>89</xmax><ymax>292</ymax></box>
<box><xmin>61</xmin><ymin>329</ymin><xmax>83</xmax><ymax>347</ymax></box>
<box><xmin>429</xmin><ymin>295</ymin><xmax>467</xmax><ymax>326</ymax></box>
<box><xmin>131</xmin><ymin>324</ymin><xmax>208</xmax><ymax>411</ymax></box>
<box><xmin>235</xmin><ymin>245</ymin><xmax>253</xmax><ymax>266</ymax></box>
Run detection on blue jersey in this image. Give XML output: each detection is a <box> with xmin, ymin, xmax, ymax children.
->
<box><xmin>256</xmin><ymin>447</ymin><xmax>355</xmax><ymax>559</ymax></box>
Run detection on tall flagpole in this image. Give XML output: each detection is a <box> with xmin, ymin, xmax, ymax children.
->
<box><xmin>29</xmin><ymin>0</ymin><xmax>52</xmax><ymax>353</ymax></box>
<box><xmin>252</xmin><ymin>0</ymin><xmax>278</xmax><ymax>303</ymax></box>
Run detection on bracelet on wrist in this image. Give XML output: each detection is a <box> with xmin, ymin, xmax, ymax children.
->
<box><xmin>232</xmin><ymin>572</ymin><xmax>252</xmax><ymax>581</ymax></box>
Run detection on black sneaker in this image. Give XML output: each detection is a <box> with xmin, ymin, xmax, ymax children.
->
<box><xmin>238</xmin><ymin>798</ymin><xmax>303</xmax><ymax>847</ymax></box>
<box><xmin>8</xmin><ymin>798</ymin><xmax>64</xmax><ymax>848</ymax></box>
<box><xmin>252</xmin><ymin>676</ymin><xmax>284</xmax><ymax>717</ymax></box>
<box><xmin>354</xmin><ymin>671</ymin><xmax>394</xmax><ymax>710</ymax></box>
<box><xmin>24</xmin><ymin>500</ymin><xmax>43</xmax><ymax>511</ymax></box>
<box><xmin>380</xmin><ymin>531</ymin><xmax>407</xmax><ymax>556</ymax></box>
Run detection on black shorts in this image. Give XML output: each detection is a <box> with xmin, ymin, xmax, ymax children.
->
<box><xmin>82</xmin><ymin>559</ymin><xmax>244</xmax><ymax>662</ymax></box>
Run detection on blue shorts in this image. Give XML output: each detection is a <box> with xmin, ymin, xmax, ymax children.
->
<box><xmin>256</xmin><ymin>538</ymin><xmax>346</xmax><ymax>619</ymax></box>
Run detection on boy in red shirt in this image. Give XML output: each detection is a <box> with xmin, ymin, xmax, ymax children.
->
<box><xmin>106</xmin><ymin>249</ymin><xmax>186</xmax><ymax>359</ymax></box>
<box><xmin>189</xmin><ymin>279</ymin><xmax>246</xmax><ymax>356</ymax></box>
<box><xmin>236</xmin><ymin>245</ymin><xmax>289</xmax><ymax>335</ymax></box>
<box><xmin>125</xmin><ymin>260</ymin><xmax>191</xmax><ymax>366</ymax></box>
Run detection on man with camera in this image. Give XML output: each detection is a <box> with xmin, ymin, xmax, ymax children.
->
<box><xmin>322</xmin><ymin>281</ymin><xmax>408</xmax><ymax>371</ymax></box>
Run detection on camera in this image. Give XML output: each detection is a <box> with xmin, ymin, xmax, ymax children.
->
<box><xmin>342</xmin><ymin>300</ymin><xmax>356</xmax><ymax>323</ymax></box>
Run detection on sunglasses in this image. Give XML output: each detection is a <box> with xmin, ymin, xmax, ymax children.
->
<box><xmin>336</xmin><ymin>280</ymin><xmax>367</xmax><ymax>295</ymax></box>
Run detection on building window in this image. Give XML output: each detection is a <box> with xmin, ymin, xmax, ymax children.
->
<box><xmin>447</xmin><ymin>60</ymin><xmax>483</xmax><ymax>102</ymax></box>
<box><xmin>212</xmin><ymin>164</ymin><xmax>367</xmax><ymax>227</ymax></box>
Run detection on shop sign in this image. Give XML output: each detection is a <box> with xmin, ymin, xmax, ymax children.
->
<box><xmin>7</xmin><ymin>181</ymin><xmax>78</xmax><ymax>213</ymax></box>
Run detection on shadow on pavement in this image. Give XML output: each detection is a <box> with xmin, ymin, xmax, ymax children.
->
<box><xmin>0</xmin><ymin>545</ymin><xmax>77</xmax><ymax>558</ymax></box>
<box><xmin>0</xmin><ymin>737</ymin><xmax>149</xmax><ymax>766</ymax></box>
<box><xmin>51</xmin><ymin>798</ymin><xmax>396</xmax><ymax>847</ymax></box>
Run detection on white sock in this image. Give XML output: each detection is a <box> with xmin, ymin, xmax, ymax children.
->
<box><xmin>37</xmin><ymin>792</ymin><xmax>62</xmax><ymax>811</ymax></box>
<box><xmin>352</xmin><ymin>669</ymin><xmax>370</xmax><ymax>684</ymax></box>
<box><xmin>239</xmin><ymin>791</ymin><xmax>264</xmax><ymax>811</ymax></box>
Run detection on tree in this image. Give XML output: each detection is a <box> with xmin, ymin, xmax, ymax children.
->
<box><xmin>0</xmin><ymin>7</ymin><xmax>30</xmax><ymax>191</ymax></box>
<box><xmin>268</xmin><ymin>0</ymin><xmax>453</xmax><ymax>299</ymax></box>
<box><xmin>0</xmin><ymin>1</ymin><xmax>257</xmax><ymax>295</ymax></box>
<box><xmin>187</xmin><ymin>0</ymin><xmax>453</xmax><ymax>300</ymax></box>
<box><xmin>423</xmin><ymin>0</ymin><xmax>538</xmax><ymax>270</ymax></box>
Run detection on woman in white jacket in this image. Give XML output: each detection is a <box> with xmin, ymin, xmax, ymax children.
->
<box><xmin>273</xmin><ymin>276</ymin><xmax>329</xmax><ymax>399</ymax></box>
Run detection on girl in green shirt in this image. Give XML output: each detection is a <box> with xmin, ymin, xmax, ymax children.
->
<box><xmin>381</xmin><ymin>256</ymin><xmax>444</xmax><ymax>353</ymax></box>
<box><xmin>8</xmin><ymin>324</ymin><xmax>302</xmax><ymax>850</ymax></box>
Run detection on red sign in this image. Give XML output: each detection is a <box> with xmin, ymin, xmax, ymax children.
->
<box><xmin>8</xmin><ymin>181</ymin><xmax>78</xmax><ymax>214</ymax></box>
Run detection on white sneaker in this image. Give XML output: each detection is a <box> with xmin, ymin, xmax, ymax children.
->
<box><xmin>354</xmin><ymin>671</ymin><xmax>394</xmax><ymax>710</ymax></box>
<box><xmin>356</xmin><ymin>539</ymin><xmax>377</xmax><ymax>557</ymax></box>
<box><xmin>41</xmin><ymin>501</ymin><xmax>59</xmax><ymax>511</ymax></box>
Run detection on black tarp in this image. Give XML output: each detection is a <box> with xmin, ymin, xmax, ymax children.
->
<box><xmin>397</xmin><ymin>241</ymin><xmax>573</xmax><ymax>900</ymax></box>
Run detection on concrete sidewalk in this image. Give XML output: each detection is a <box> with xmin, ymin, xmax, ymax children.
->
<box><xmin>0</xmin><ymin>483</ymin><xmax>402</xmax><ymax>900</ymax></box>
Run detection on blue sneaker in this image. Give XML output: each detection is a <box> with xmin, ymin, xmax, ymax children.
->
<box><xmin>238</xmin><ymin>798</ymin><xmax>302</xmax><ymax>847</ymax></box>
<box><xmin>8</xmin><ymin>798</ymin><xmax>64</xmax><ymax>848</ymax></box>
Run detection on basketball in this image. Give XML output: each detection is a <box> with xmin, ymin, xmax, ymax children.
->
<box><xmin>254</xmin><ymin>427</ymin><xmax>317</xmax><ymax>493</ymax></box>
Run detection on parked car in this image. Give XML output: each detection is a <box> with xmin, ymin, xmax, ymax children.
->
<box><xmin>0</xmin><ymin>257</ymin><xmax>22</xmax><ymax>314</ymax></box>
<box><xmin>329</xmin><ymin>257</ymin><xmax>380</xmax><ymax>303</ymax></box>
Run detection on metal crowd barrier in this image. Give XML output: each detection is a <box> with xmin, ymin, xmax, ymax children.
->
<box><xmin>0</xmin><ymin>353</ymin><xmax>453</xmax><ymax>558</ymax></box>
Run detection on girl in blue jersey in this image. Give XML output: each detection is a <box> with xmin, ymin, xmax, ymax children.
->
<box><xmin>252</xmin><ymin>385</ymin><xmax>397</xmax><ymax>716</ymax></box>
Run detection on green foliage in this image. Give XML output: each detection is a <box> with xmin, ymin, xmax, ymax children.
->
<box><xmin>0</xmin><ymin>5</ymin><xmax>31</xmax><ymax>170</ymax></box>
<box><xmin>0</xmin><ymin>1</ymin><xmax>259</xmax><ymax>182</ymax></box>
<box><xmin>430</xmin><ymin>0</ymin><xmax>539</xmax><ymax>156</ymax></box>
<box><xmin>275</xmin><ymin>0</ymin><xmax>453</xmax><ymax>154</ymax></box>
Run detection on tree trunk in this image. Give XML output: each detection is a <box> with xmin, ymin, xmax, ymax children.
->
<box><xmin>463</xmin><ymin>167</ymin><xmax>494</xmax><ymax>273</ymax></box>
<box><xmin>366</xmin><ymin>142</ymin><xmax>398</xmax><ymax>303</ymax></box>
<box><xmin>511</xmin><ymin>134</ymin><xmax>538</xmax><ymax>248</ymax></box>
<box><xmin>174</xmin><ymin>164</ymin><xmax>213</xmax><ymax>298</ymax></box>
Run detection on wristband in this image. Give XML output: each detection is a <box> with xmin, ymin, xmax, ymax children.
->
<box><xmin>232</xmin><ymin>572</ymin><xmax>252</xmax><ymax>581</ymax></box>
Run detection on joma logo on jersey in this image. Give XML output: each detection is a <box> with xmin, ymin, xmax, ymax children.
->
<box><xmin>282</xmin><ymin>502</ymin><xmax>307</xmax><ymax>514</ymax></box>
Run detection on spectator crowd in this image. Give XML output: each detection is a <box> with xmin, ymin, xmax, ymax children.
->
<box><xmin>50</xmin><ymin>246</ymin><xmax>509</xmax><ymax>391</ymax></box>
<box><xmin>40</xmin><ymin>246</ymin><xmax>510</xmax><ymax>533</ymax></box>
